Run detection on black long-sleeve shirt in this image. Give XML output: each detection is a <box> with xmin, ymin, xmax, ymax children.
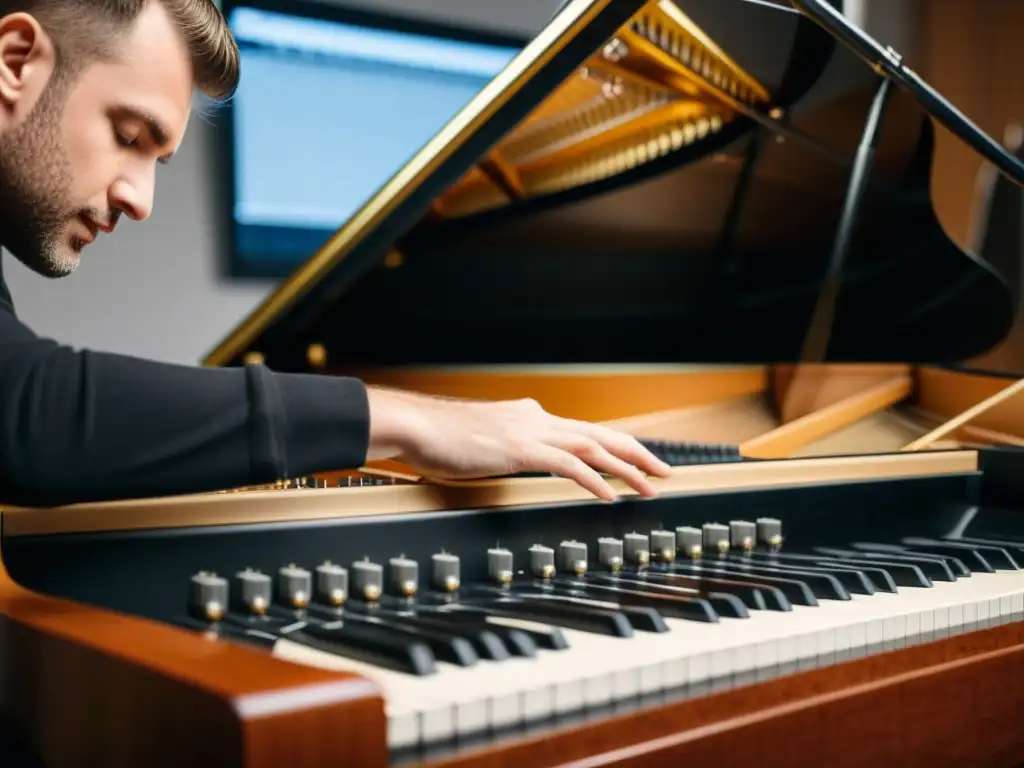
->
<box><xmin>0</xmin><ymin>257</ymin><xmax>370</xmax><ymax>507</ymax></box>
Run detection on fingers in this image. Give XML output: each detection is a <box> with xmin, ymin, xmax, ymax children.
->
<box><xmin>561</xmin><ymin>420</ymin><xmax>672</xmax><ymax>478</ymax></box>
<box><xmin>549</xmin><ymin>434</ymin><xmax>659</xmax><ymax>497</ymax></box>
<box><xmin>486</xmin><ymin>401</ymin><xmax>674</xmax><ymax>500</ymax></box>
<box><xmin>525</xmin><ymin>443</ymin><xmax>619</xmax><ymax>501</ymax></box>
<box><xmin>602</xmin><ymin>429</ymin><xmax>673</xmax><ymax>478</ymax></box>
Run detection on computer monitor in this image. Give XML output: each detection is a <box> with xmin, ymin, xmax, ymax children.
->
<box><xmin>220</xmin><ymin>0</ymin><xmax>526</xmax><ymax>277</ymax></box>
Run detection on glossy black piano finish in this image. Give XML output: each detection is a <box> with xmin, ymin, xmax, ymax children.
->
<box><xmin>205</xmin><ymin>0</ymin><xmax>1019</xmax><ymax>372</ymax></box>
<box><xmin>0</xmin><ymin>461</ymin><xmax>980</xmax><ymax>625</ymax></box>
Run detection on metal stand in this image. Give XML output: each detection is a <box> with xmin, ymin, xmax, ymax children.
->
<box><xmin>799</xmin><ymin>75</ymin><xmax>894</xmax><ymax>363</ymax></box>
<box><xmin>789</xmin><ymin>0</ymin><xmax>1024</xmax><ymax>187</ymax></box>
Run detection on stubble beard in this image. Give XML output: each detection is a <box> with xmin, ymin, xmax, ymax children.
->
<box><xmin>0</xmin><ymin>76</ymin><xmax>82</xmax><ymax>278</ymax></box>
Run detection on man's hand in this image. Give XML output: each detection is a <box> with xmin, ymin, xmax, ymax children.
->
<box><xmin>365</xmin><ymin>387</ymin><xmax>672</xmax><ymax>501</ymax></box>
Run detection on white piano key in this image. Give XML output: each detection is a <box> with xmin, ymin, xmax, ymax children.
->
<box><xmin>263</xmin><ymin>569</ymin><xmax>1024</xmax><ymax>751</ymax></box>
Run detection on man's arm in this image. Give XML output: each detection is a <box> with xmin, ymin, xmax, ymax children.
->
<box><xmin>0</xmin><ymin>306</ymin><xmax>370</xmax><ymax>507</ymax></box>
<box><xmin>0</xmin><ymin>303</ymin><xmax>672</xmax><ymax>508</ymax></box>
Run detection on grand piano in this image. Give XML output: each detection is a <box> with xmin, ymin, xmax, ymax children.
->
<box><xmin>5</xmin><ymin>0</ymin><xmax>1024</xmax><ymax>765</ymax></box>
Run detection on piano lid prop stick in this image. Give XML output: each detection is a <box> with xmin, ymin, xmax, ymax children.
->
<box><xmin>789</xmin><ymin>0</ymin><xmax>1024</xmax><ymax>187</ymax></box>
<box><xmin>901</xmin><ymin>377</ymin><xmax>1024</xmax><ymax>452</ymax></box>
<box><xmin>784</xmin><ymin>75</ymin><xmax>893</xmax><ymax>421</ymax></box>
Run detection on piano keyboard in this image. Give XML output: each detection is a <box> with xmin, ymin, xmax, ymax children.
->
<box><xmin>180</xmin><ymin>520</ymin><xmax>1024</xmax><ymax>754</ymax></box>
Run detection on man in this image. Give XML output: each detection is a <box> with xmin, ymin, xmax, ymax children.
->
<box><xmin>0</xmin><ymin>0</ymin><xmax>671</xmax><ymax>508</ymax></box>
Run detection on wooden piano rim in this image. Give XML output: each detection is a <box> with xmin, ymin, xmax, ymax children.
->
<box><xmin>0</xmin><ymin>450</ymin><xmax>978</xmax><ymax>536</ymax></box>
<box><xmin>0</xmin><ymin>513</ymin><xmax>391</xmax><ymax>767</ymax></box>
<box><xmin>416</xmin><ymin>619</ymin><xmax>1024</xmax><ymax>768</ymax></box>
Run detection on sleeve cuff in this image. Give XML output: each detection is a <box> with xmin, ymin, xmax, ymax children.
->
<box><xmin>268</xmin><ymin>369</ymin><xmax>371</xmax><ymax>477</ymax></box>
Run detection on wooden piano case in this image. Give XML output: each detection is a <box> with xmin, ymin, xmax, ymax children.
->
<box><xmin>7</xmin><ymin>0</ymin><xmax>1024</xmax><ymax>764</ymax></box>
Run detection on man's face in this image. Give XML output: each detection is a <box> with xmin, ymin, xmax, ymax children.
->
<box><xmin>0</xmin><ymin>2</ymin><xmax>193</xmax><ymax>277</ymax></box>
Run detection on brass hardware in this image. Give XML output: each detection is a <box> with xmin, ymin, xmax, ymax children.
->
<box><xmin>306</xmin><ymin>343</ymin><xmax>327</xmax><ymax>368</ymax></box>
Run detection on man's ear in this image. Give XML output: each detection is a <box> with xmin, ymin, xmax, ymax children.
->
<box><xmin>0</xmin><ymin>13</ymin><xmax>54</xmax><ymax>114</ymax></box>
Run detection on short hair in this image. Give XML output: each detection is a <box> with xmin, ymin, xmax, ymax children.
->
<box><xmin>0</xmin><ymin>0</ymin><xmax>239</xmax><ymax>101</ymax></box>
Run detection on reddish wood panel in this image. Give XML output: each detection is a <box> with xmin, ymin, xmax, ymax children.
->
<box><xmin>0</xmin><ymin>529</ymin><xmax>389</xmax><ymax>768</ymax></box>
<box><xmin>419</xmin><ymin>620</ymin><xmax>1024</xmax><ymax>768</ymax></box>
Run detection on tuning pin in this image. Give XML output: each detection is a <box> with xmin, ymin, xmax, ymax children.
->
<box><xmin>675</xmin><ymin>526</ymin><xmax>702</xmax><ymax>559</ymax></box>
<box><xmin>529</xmin><ymin>544</ymin><xmax>556</xmax><ymax>579</ymax></box>
<box><xmin>277</xmin><ymin>564</ymin><xmax>312</xmax><ymax>609</ymax></box>
<box><xmin>233</xmin><ymin>567</ymin><xmax>271</xmax><ymax>615</ymax></box>
<box><xmin>702</xmin><ymin>523</ymin><xmax>730</xmax><ymax>555</ymax></box>
<box><xmin>597</xmin><ymin>537</ymin><xmax>624</xmax><ymax>573</ymax></box>
<box><xmin>623</xmin><ymin>532</ymin><xmax>650</xmax><ymax>567</ymax></box>
<box><xmin>487</xmin><ymin>547</ymin><xmax>514</xmax><ymax>587</ymax></box>
<box><xmin>314</xmin><ymin>561</ymin><xmax>348</xmax><ymax>606</ymax></box>
<box><xmin>189</xmin><ymin>571</ymin><xmax>228</xmax><ymax>622</ymax></box>
<box><xmin>729</xmin><ymin>520</ymin><xmax>757</xmax><ymax>554</ymax></box>
<box><xmin>757</xmin><ymin>518</ymin><xmax>784</xmax><ymax>551</ymax></box>
<box><xmin>431</xmin><ymin>552</ymin><xmax>461</xmax><ymax>592</ymax></box>
<box><xmin>388</xmin><ymin>555</ymin><xmax>419</xmax><ymax>599</ymax></box>
<box><xmin>351</xmin><ymin>558</ymin><xmax>384</xmax><ymax>602</ymax></box>
<box><xmin>558</xmin><ymin>540</ymin><xmax>588</xmax><ymax>577</ymax></box>
<box><xmin>649</xmin><ymin>529</ymin><xmax>676</xmax><ymax>564</ymax></box>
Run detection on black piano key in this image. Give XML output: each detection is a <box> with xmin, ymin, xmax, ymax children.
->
<box><xmin>894</xmin><ymin>542</ymin><xmax>995</xmax><ymax>573</ymax></box>
<box><xmin>407</xmin><ymin>611</ymin><xmax>540</xmax><ymax>658</ymax></box>
<box><xmin>816</xmin><ymin>547</ymin><xmax>956</xmax><ymax>582</ymax></box>
<box><xmin>822</xmin><ymin>562</ymin><xmax>899</xmax><ymax>593</ymax></box>
<box><xmin>547</xmin><ymin>577</ymin><xmax>722</xmax><ymax>623</ymax></box>
<box><xmin>305</xmin><ymin>604</ymin><xmax>484</xmax><ymax>666</ymax></box>
<box><xmin>372</xmin><ymin>607</ymin><xmax>518</xmax><ymax>661</ymax></box>
<box><xmin>667</xmin><ymin>562</ymin><xmax>820</xmax><ymax>606</ymax></box>
<box><xmin>825</xmin><ymin>557</ymin><xmax>929</xmax><ymax>588</ymax></box>
<box><xmin>903</xmin><ymin>537</ymin><xmax>1018</xmax><ymax>570</ymax></box>
<box><xmin>481</xmin><ymin>625</ymin><xmax>538</xmax><ymax>657</ymax></box>
<box><xmin>716</xmin><ymin>560</ymin><xmax>850</xmax><ymax>600</ymax></box>
<box><xmin>608</xmin><ymin>568</ymin><xmax>778</xmax><ymax>612</ymax></box>
<box><xmin>463</xmin><ymin>592</ymin><xmax>635</xmax><ymax>637</ymax></box>
<box><xmin>846</xmin><ymin>543</ymin><xmax>974</xmax><ymax>576</ymax></box>
<box><xmin>368</xmin><ymin>597</ymin><xmax>522</xmax><ymax>658</ymax></box>
<box><xmin>742</xmin><ymin>552</ymin><xmax>879</xmax><ymax>594</ymax></box>
<box><xmin>776</xmin><ymin>548</ymin><xmax>927</xmax><ymax>589</ymax></box>
<box><xmin>289</xmin><ymin>620</ymin><xmax>439</xmax><ymax>676</ymax></box>
<box><xmin>509</xmin><ymin>586</ymin><xmax>669</xmax><ymax>633</ymax></box>
<box><xmin>949</xmin><ymin>534</ymin><xmax>1024</xmax><ymax>557</ymax></box>
<box><xmin>225</xmin><ymin>613</ymin><xmax>439</xmax><ymax>676</ymax></box>
<box><xmin>613</xmin><ymin>568</ymin><xmax>774</xmax><ymax>612</ymax></box>
<box><xmin>506</xmin><ymin>441</ymin><xmax>744</xmax><ymax>477</ymax></box>
<box><xmin>634</xmin><ymin>568</ymin><xmax>790</xmax><ymax>612</ymax></box>
<box><xmin>426</xmin><ymin>604</ymin><xmax>570</xmax><ymax>651</ymax></box>
<box><xmin>637</xmin><ymin>439</ymin><xmax>743</xmax><ymax>466</ymax></box>
<box><xmin>411</xmin><ymin>606</ymin><xmax>544</xmax><ymax>655</ymax></box>
<box><xmin>589</xmin><ymin>573</ymin><xmax>753</xmax><ymax>618</ymax></box>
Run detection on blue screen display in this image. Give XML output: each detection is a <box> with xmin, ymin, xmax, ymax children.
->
<box><xmin>227</xmin><ymin>6</ymin><xmax>522</xmax><ymax>274</ymax></box>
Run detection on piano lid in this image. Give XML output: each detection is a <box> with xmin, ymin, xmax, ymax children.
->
<box><xmin>204</xmin><ymin>0</ymin><xmax>1020</xmax><ymax>372</ymax></box>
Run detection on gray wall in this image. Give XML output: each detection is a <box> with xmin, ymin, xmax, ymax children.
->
<box><xmin>2</xmin><ymin>0</ymin><xmax>903</xmax><ymax>365</ymax></box>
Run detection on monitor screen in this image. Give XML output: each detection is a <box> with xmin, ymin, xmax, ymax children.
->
<box><xmin>224</xmin><ymin>3</ymin><xmax>525</xmax><ymax>277</ymax></box>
